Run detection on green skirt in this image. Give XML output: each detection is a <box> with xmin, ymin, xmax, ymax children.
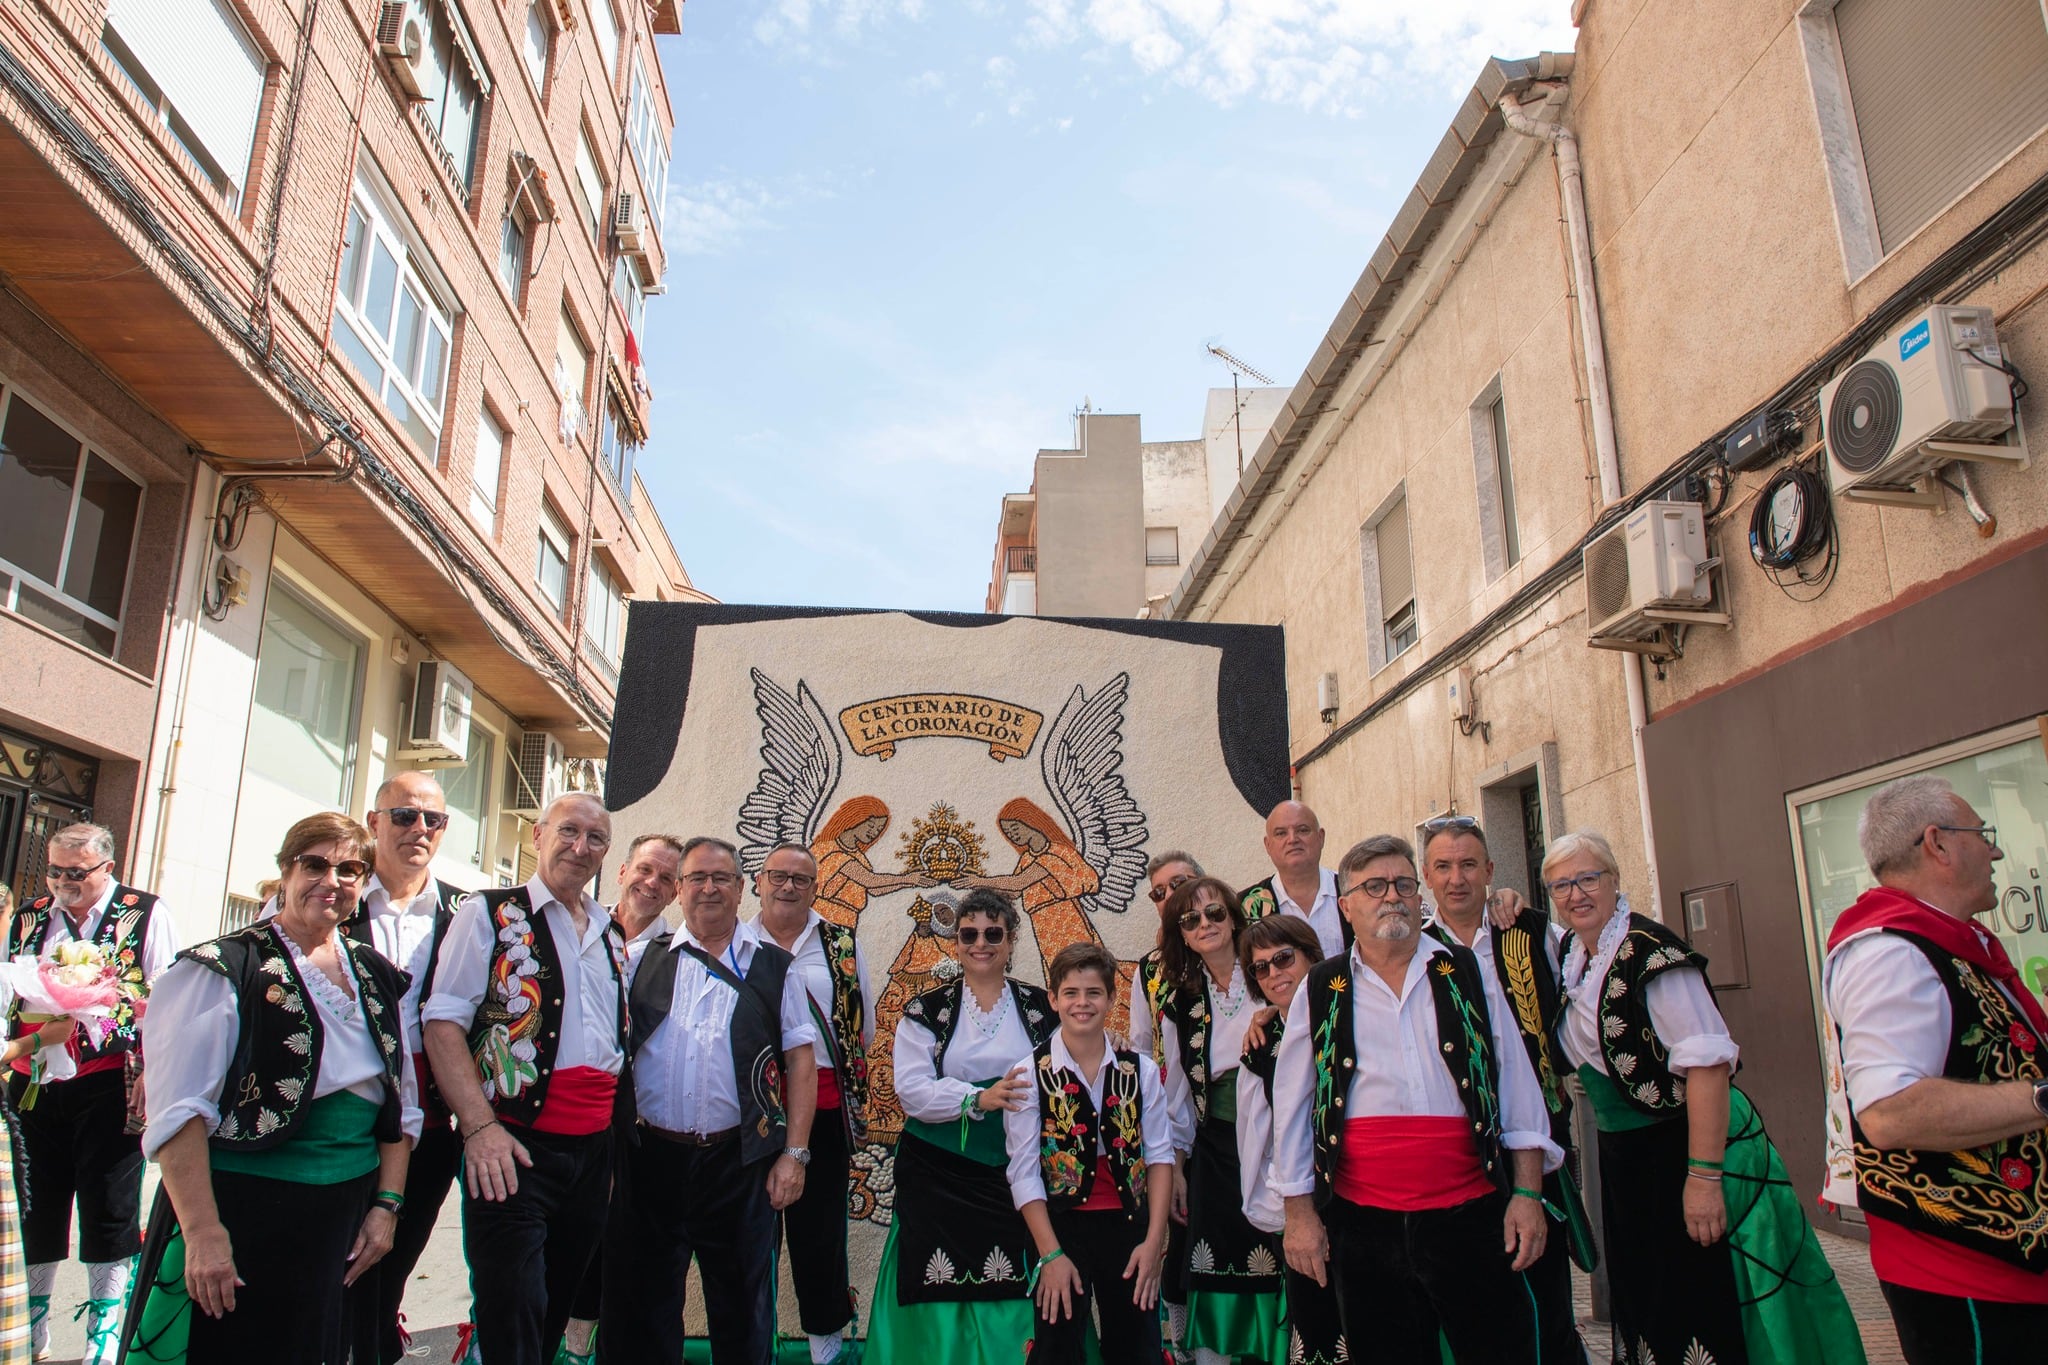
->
<box><xmin>862</xmin><ymin>1221</ymin><xmax>1037</xmax><ymax>1365</ymax></box>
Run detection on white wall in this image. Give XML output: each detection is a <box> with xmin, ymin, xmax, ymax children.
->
<box><xmin>1201</xmin><ymin>386</ymin><xmax>1287</xmax><ymax>521</ymax></box>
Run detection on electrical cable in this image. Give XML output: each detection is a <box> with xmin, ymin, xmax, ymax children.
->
<box><xmin>1747</xmin><ymin>461</ymin><xmax>1837</xmax><ymax>602</ymax></box>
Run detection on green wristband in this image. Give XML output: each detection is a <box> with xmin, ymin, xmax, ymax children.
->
<box><xmin>1686</xmin><ymin>1157</ymin><xmax>1723</xmax><ymax>1171</ymax></box>
<box><xmin>1511</xmin><ymin>1186</ymin><xmax>1544</xmax><ymax>1201</ymax></box>
<box><xmin>1026</xmin><ymin>1247</ymin><xmax>1066</xmax><ymax>1292</ymax></box>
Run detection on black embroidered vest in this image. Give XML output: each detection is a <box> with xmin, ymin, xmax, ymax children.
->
<box><xmin>1240</xmin><ymin>1017</ymin><xmax>1284</xmax><ymax>1106</ymax></box>
<box><xmin>899</xmin><ymin>977</ymin><xmax>1056</xmax><ymax>1070</ymax></box>
<box><xmin>1159</xmin><ymin>966</ymin><xmax>1236</xmax><ymax>1126</ymax></box>
<box><xmin>1593</xmin><ymin>914</ymin><xmax>1713</xmax><ymax>1116</ymax></box>
<box><xmin>813</xmin><ymin>919</ymin><xmax>871</xmax><ymax>1142</ymax></box>
<box><xmin>1135</xmin><ymin>951</ymin><xmax>1172</xmax><ymax>1071</ymax></box>
<box><xmin>10</xmin><ymin>886</ymin><xmax>158</xmax><ymax>1063</ymax></box>
<box><xmin>1847</xmin><ymin>931</ymin><xmax>2048</xmax><ymax>1271</ymax></box>
<box><xmin>1303</xmin><ymin>945</ymin><xmax>1506</xmax><ymax>1207</ymax></box>
<box><xmin>463</xmin><ymin>888</ymin><xmax>629</xmax><ymax>1128</ymax></box>
<box><xmin>1427</xmin><ymin>907</ymin><xmax>1573</xmax><ymax>1145</ymax></box>
<box><xmin>1034</xmin><ymin>1042</ymin><xmax>1148</xmax><ymax>1216</ymax></box>
<box><xmin>178</xmin><ymin>924</ymin><xmax>408</xmax><ymax>1150</ymax></box>
<box><xmin>342</xmin><ymin>878</ymin><xmax>462</xmax><ymax>1112</ymax></box>
<box><xmin>630</xmin><ymin>933</ymin><xmax>797</xmax><ymax>1166</ymax></box>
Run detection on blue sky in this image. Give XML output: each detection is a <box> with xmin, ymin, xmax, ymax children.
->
<box><xmin>638</xmin><ymin>0</ymin><xmax>1578</xmax><ymax>611</ymax></box>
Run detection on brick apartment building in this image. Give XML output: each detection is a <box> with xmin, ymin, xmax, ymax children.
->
<box><xmin>0</xmin><ymin>0</ymin><xmax>708</xmax><ymax>938</ymax></box>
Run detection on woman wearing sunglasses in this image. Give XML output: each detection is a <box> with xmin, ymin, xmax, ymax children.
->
<box><xmin>1234</xmin><ymin>914</ymin><xmax>1345</xmax><ymax>1365</ymax></box>
<box><xmin>1549</xmin><ymin>830</ymin><xmax>1862</xmax><ymax>1365</ymax></box>
<box><xmin>1154</xmin><ymin>878</ymin><xmax>1286</xmax><ymax>1365</ymax></box>
<box><xmin>126</xmin><ymin>812</ymin><xmax>420</xmax><ymax>1364</ymax></box>
<box><xmin>864</xmin><ymin>889</ymin><xmax>1056</xmax><ymax>1365</ymax></box>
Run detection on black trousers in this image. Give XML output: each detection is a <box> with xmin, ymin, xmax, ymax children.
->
<box><xmin>368</xmin><ymin>1119</ymin><xmax>462</xmax><ymax>1364</ymax></box>
<box><xmin>463</xmin><ymin>1127</ymin><xmax>612</xmax><ymax>1365</ymax></box>
<box><xmin>780</xmin><ymin>1105</ymin><xmax>853</xmax><ymax>1336</ymax></box>
<box><xmin>1530</xmin><ymin>1168</ymin><xmax>1588</xmax><ymax>1365</ymax></box>
<box><xmin>8</xmin><ymin>1066</ymin><xmax>142</xmax><ymax>1263</ymax></box>
<box><xmin>1326</xmin><ymin>1190</ymin><xmax>1539</xmax><ymax>1365</ymax></box>
<box><xmin>1030</xmin><ymin>1208</ymin><xmax>1163</xmax><ymax>1365</ymax></box>
<box><xmin>599</xmin><ymin>1133</ymin><xmax>776</xmax><ymax>1365</ymax></box>
<box><xmin>1880</xmin><ymin>1280</ymin><xmax>2048</xmax><ymax>1365</ymax></box>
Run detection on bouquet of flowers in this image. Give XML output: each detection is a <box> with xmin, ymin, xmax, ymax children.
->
<box><xmin>3</xmin><ymin>941</ymin><xmax>147</xmax><ymax>1107</ymax></box>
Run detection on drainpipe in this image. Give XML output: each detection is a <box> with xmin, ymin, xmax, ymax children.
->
<box><xmin>1500</xmin><ymin>82</ymin><xmax>1666</xmax><ymax>921</ymax></box>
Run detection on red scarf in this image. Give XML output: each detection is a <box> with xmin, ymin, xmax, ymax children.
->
<box><xmin>1828</xmin><ymin>886</ymin><xmax>2048</xmax><ymax>1037</ymax></box>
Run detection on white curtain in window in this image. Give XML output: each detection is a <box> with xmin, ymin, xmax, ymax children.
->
<box><xmin>106</xmin><ymin>0</ymin><xmax>266</xmax><ymax>182</ymax></box>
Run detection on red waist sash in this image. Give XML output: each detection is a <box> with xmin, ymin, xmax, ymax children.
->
<box><xmin>815</xmin><ymin>1065</ymin><xmax>840</xmax><ymax>1112</ymax></box>
<box><xmin>1077</xmin><ymin>1154</ymin><xmax>1123</xmax><ymax>1211</ymax></box>
<box><xmin>1868</xmin><ymin>1212</ymin><xmax>2048</xmax><ymax>1304</ymax></box>
<box><xmin>1333</xmin><ymin>1116</ymin><xmax>1493</xmax><ymax>1211</ymax></box>
<box><xmin>8</xmin><ymin>1020</ymin><xmax>123</xmax><ymax>1078</ymax></box>
<box><xmin>521</xmin><ymin>1066</ymin><xmax>617</xmax><ymax>1136</ymax></box>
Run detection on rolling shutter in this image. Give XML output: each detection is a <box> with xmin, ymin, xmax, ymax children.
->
<box><xmin>105</xmin><ymin>0</ymin><xmax>266</xmax><ymax>186</ymax></box>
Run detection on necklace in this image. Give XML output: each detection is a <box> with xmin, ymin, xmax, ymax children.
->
<box><xmin>1209</xmin><ymin>961</ymin><xmax>1248</xmax><ymax>1020</ymax></box>
<box><xmin>278</xmin><ymin>925</ymin><xmax>359</xmax><ymax>1025</ymax></box>
<box><xmin>967</xmin><ymin>983</ymin><xmax>1012</xmax><ymax>1039</ymax></box>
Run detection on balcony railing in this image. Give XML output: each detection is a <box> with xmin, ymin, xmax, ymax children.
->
<box><xmin>1005</xmin><ymin>546</ymin><xmax>1037</xmax><ymax>574</ymax></box>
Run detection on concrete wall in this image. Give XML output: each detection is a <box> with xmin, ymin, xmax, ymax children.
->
<box><xmin>1034</xmin><ymin>413</ymin><xmax>1145</xmax><ymax>617</ymax></box>
<box><xmin>1141</xmin><ymin>438</ymin><xmax>1208</xmax><ymax>608</ymax></box>
<box><xmin>1202</xmin><ymin>386</ymin><xmax>1287</xmax><ymax>521</ymax></box>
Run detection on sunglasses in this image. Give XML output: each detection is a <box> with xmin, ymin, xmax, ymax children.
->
<box><xmin>1421</xmin><ymin>814</ymin><xmax>1480</xmax><ymax>835</ymax></box>
<box><xmin>1178</xmin><ymin>903</ymin><xmax>1230</xmax><ymax>932</ymax></box>
<box><xmin>45</xmin><ymin>861</ymin><xmax>110</xmax><ymax>884</ymax></box>
<box><xmin>1148</xmin><ymin>873</ymin><xmax>1195</xmax><ymax>904</ymax></box>
<box><xmin>956</xmin><ymin>926</ymin><xmax>1007</xmax><ymax>946</ymax></box>
<box><xmin>379</xmin><ymin>806</ymin><xmax>449</xmax><ymax>831</ymax></box>
<box><xmin>295</xmin><ymin>854</ymin><xmax>369</xmax><ymax>884</ymax></box>
<box><xmin>1249</xmin><ymin>947</ymin><xmax>1299</xmax><ymax>980</ymax></box>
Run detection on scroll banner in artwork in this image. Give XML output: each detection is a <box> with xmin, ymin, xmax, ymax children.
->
<box><xmin>839</xmin><ymin>693</ymin><xmax>1045</xmax><ymax>762</ymax></box>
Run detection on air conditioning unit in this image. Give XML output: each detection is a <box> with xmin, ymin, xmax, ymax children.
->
<box><xmin>612</xmin><ymin>192</ymin><xmax>645</xmax><ymax>253</ymax></box>
<box><xmin>505</xmin><ymin>730</ymin><xmax>566</xmax><ymax>818</ymax></box>
<box><xmin>400</xmin><ymin>660</ymin><xmax>472</xmax><ymax>761</ymax></box>
<box><xmin>1583</xmin><ymin>500</ymin><xmax>1712</xmax><ymax>642</ymax></box>
<box><xmin>376</xmin><ymin>2</ymin><xmax>429</xmax><ymax>100</ymax></box>
<box><xmin>1822</xmin><ymin>305</ymin><xmax>2014</xmax><ymax>494</ymax></box>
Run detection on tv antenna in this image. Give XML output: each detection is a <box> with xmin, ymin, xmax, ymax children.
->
<box><xmin>1206</xmin><ymin>344</ymin><xmax>1277</xmax><ymax>476</ymax></box>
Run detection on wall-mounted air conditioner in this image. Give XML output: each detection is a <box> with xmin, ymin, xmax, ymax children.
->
<box><xmin>400</xmin><ymin>660</ymin><xmax>472</xmax><ymax>761</ymax></box>
<box><xmin>376</xmin><ymin>2</ymin><xmax>428</xmax><ymax>100</ymax></box>
<box><xmin>1583</xmin><ymin>500</ymin><xmax>1713</xmax><ymax>643</ymax></box>
<box><xmin>1822</xmin><ymin>305</ymin><xmax>2016</xmax><ymax>497</ymax></box>
<box><xmin>505</xmin><ymin>730</ymin><xmax>566</xmax><ymax>818</ymax></box>
<box><xmin>612</xmin><ymin>191</ymin><xmax>645</xmax><ymax>254</ymax></box>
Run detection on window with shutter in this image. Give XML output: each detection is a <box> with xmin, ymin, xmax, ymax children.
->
<box><xmin>574</xmin><ymin>129</ymin><xmax>607</xmax><ymax>241</ymax></box>
<box><xmin>1145</xmin><ymin>527</ymin><xmax>1179</xmax><ymax>566</ymax></box>
<box><xmin>1374</xmin><ymin>494</ymin><xmax>1417</xmax><ymax>662</ymax></box>
<box><xmin>102</xmin><ymin>0</ymin><xmax>266</xmax><ymax>206</ymax></box>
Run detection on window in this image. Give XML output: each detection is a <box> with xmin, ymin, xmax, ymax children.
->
<box><xmin>101</xmin><ymin>0</ymin><xmax>265</xmax><ymax>207</ymax></box>
<box><xmin>471</xmin><ymin>409</ymin><xmax>506</xmax><ymax>529</ymax></box>
<box><xmin>572</xmin><ymin>128</ymin><xmax>607</xmax><ymax>241</ymax></box>
<box><xmin>589</xmin><ymin>0</ymin><xmax>620</xmax><ymax>86</ymax></box>
<box><xmin>597</xmin><ymin>386</ymin><xmax>639</xmax><ymax>492</ymax></box>
<box><xmin>333</xmin><ymin>174</ymin><xmax>455</xmax><ymax>454</ymax></box>
<box><xmin>612</xmin><ymin>258</ymin><xmax>646</xmax><ymax>337</ymax></box>
<box><xmin>522</xmin><ymin>0</ymin><xmax>551</xmax><ymax>91</ymax></box>
<box><xmin>1145</xmin><ymin>526</ymin><xmax>1178</xmax><ymax>566</ymax></box>
<box><xmin>248</xmin><ymin>581</ymin><xmax>363</xmax><ymax>806</ymax></box>
<box><xmin>584</xmin><ymin>556</ymin><xmax>624</xmax><ymax>669</ymax></box>
<box><xmin>498</xmin><ymin>208</ymin><xmax>530</xmax><ymax>298</ymax></box>
<box><xmin>1471</xmin><ymin>382</ymin><xmax>1521</xmax><ymax>578</ymax></box>
<box><xmin>626</xmin><ymin>60</ymin><xmax>669</xmax><ymax>231</ymax></box>
<box><xmin>438</xmin><ymin>723</ymin><xmax>493</xmax><ymax>869</ymax></box>
<box><xmin>0</xmin><ymin>382</ymin><xmax>144</xmax><ymax>656</ymax></box>
<box><xmin>536</xmin><ymin>504</ymin><xmax>571</xmax><ymax>613</ymax></box>
<box><xmin>1831</xmin><ymin>0</ymin><xmax>2048</xmax><ymax>254</ymax></box>
<box><xmin>554</xmin><ymin>309</ymin><xmax>591</xmax><ymax>445</ymax></box>
<box><xmin>1363</xmin><ymin>490</ymin><xmax>1416</xmax><ymax>670</ymax></box>
<box><xmin>414</xmin><ymin>1</ymin><xmax>485</xmax><ymax>191</ymax></box>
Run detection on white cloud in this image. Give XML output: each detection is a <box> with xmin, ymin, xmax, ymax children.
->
<box><xmin>754</xmin><ymin>0</ymin><xmax>929</xmax><ymax>53</ymax></box>
<box><xmin>663</xmin><ymin>175</ymin><xmax>838</xmax><ymax>256</ymax></box>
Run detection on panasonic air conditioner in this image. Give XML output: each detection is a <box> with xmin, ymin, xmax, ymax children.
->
<box><xmin>1822</xmin><ymin>305</ymin><xmax>2014</xmax><ymax>494</ymax></box>
<box><xmin>612</xmin><ymin>192</ymin><xmax>645</xmax><ymax>253</ymax></box>
<box><xmin>505</xmin><ymin>730</ymin><xmax>566</xmax><ymax>818</ymax></box>
<box><xmin>400</xmin><ymin>660</ymin><xmax>472</xmax><ymax>761</ymax></box>
<box><xmin>1583</xmin><ymin>500</ymin><xmax>1712</xmax><ymax>642</ymax></box>
<box><xmin>376</xmin><ymin>2</ymin><xmax>428</xmax><ymax>100</ymax></box>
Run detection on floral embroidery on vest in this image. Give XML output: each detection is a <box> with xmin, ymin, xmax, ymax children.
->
<box><xmin>474</xmin><ymin>897</ymin><xmax>545</xmax><ymax>1101</ymax></box>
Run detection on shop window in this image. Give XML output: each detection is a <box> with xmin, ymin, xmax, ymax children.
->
<box><xmin>101</xmin><ymin>0</ymin><xmax>266</xmax><ymax>209</ymax></box>
<box><xmin>248</xmin><ymin>581</ymin><xmax>363</xmax><ymax>807</ymax></box>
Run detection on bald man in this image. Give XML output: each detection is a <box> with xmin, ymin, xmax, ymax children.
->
<box><xmin>1240</xmin><ymin>801</ymin><xmax>1349</xmax><ymax>956</ymax></box>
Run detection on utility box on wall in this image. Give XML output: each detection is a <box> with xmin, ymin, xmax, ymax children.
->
<box><xmin>1683</xmin><ymin>882</ymin><xmax>1750</xmax><ymax>990</ymax></box>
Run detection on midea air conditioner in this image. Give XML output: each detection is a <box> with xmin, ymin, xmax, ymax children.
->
<box><xmin>505</xmin><ymin>731</ymin><xmax>566</xmax><ymax>818</ymax></box>
<box><xmin>401</xmin><ymin>660</ymin><xmax>472</xmax><ymax>761</ymax></box>
<box><xmin>376</xmin><ymin>2</ymin><xmax>428</xmax><ymax>100</ymax></box>
<box><xmin>612</xmin><ymin>192</ymin><xmax>645</xmax><ymax>253</ymax></box>
<box><xmin>1821</xmin><ymin>305</ymin><xmax>2013</xmax><ymax>493</ymax></box>
<box><xmin>1583</xmin><ymin>500</ymin><xmax>1711</xmax><ymax>642</ymax></box>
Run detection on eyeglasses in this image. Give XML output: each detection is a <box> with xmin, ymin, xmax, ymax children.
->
<box><xmin>1148</xmin><ymin>873</ymin><xmax>1195</xmax><ymax>904</ymax></box>
<box><xmin>1339</xmin><ymin>876</ymin><xmax>1420</xmax><ymax>900</ymax></box>
<box><xmin>1421</xmin><ymin>814</ymin><xmax>1480</xmax><ymax>835</ymax></box>
<box><xmin>1178</xmin><ymin>903</ymin><xmax>1230</xmax><ymax>932</ymax></box>
<box><xmin>44</xmin><ymin>861</ymin><xmax>110</xmax><ymax>884</ymax></box>
<box><xmin>761</xmin><ymin>870</ymin><xmax>817</xmax><ymax>889</ymax></box>
<box><xmin>294</xmin><ymin>854</ymin><xmax>369</xmax><ymax>884</ymax></box>
<box><xmin>1543</xmin><ymin>871</ymin><xmax>1610</xmax><ymax>900</ymax></box>
<box><xmin>378</xmin><ymin>806</ymin><xmax>449</xmax><ymax>832</ymax></box>
<box><xmin>682</xmin><ymin>872</ymin><xmax>741</xmax><ymax>889</ymax></box>
<box><xmin>1918</xmin><ymin>824</ymin><xmax>2000</xmax><ymax>851</ymax></box>
<box><xmin>543</xmin><ymin>824</ymin><xmax>612</xmax><ymax>851</ymax></box>
<box><xmin>956</xmin><ymin>926</ymin><xmax>1007</xmax><ymax>946</ymax></box>
<box><xmin>1249</xmin><ymin>947</ymin><xmax>1299</xmax><ymax>980</ymax></box>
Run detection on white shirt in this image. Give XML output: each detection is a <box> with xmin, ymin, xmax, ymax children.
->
<box><xmin>141</xmin><ymin>927</ymin><xmax>422</xmax><ymax>1160</ymax></box>
<box><xmin>1426</xmin><ymin>907</ymin><xmax>1569</xmax><ymax>1097</ymax></box>
<box><xmin>616</xmin><ymin>912</ymin><xmax>668</xmax><ymax>988</ymax></box>
<box><xmin>421</xmin><ymin>877</ymin><xmax>624</xmax><ymax>1076</ymax></box>
<box><xmin>1004</xmin><ymin>1032</ymin><xmax>1172</xmax><ymax>1208</ymax></box>
<box><xmin>893</xmin><ymin>981</ymin><xmax>1041</xmax><ymax>1124</ymax></box>
<box><xmin>633</xmin><ymin>918</ymin><xmax>816</xmax><ymax>1134</ymax></box>
<box><xmin>1235</xmin><ymin>1058</ymin><xmax>1285</xmax><ymax>1233</ymax></box>
<box><xmin>1271</xmin><ymin>936</ymin><xmax>1562</xmax><ymax>1199</ymax></box>
<box><xmin>1558</xmin><ymin>909</ymin><xmax>1740</xmax><ymax>1076</ymax></box>
<box><xmin>344</xmin><ymin>875</ymin><xmax>446</xmax><ymax>1044</ymax></box>
<box><xmin>1158</xmin><ymin>960</ymin><xmax>1255</xmax><ymax>1155</ymax></box>
<box><xmin>36</xmin><ymin>881</ymin><xmax>181</xmax><ymax>985</ymax></box>
<box><xmin>749</xmin><ymin>911</ymin><xmax>875</xmax><ymax>1071</ymax></box>
<box><xmin>1268</xmin><ymin>869</ymin><xmax>1345</xmax><ymax>959</ymax></box>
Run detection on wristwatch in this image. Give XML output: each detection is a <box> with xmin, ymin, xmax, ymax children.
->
<box><xmin>784</xmin><ymin>1145</ymin><xmax>812</xmax><ymax>1167</ymax></box>
<box><xmin>2032</xmin><ymin>1078</ymin><xmax>2048</xmax><ymax>1120</ymax></box>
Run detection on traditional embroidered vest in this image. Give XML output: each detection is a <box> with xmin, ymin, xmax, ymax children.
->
<box><xmin>464</xmin><ymin>888</ymin><xmax>629</xmax><ymax>1128</ymax></box>
<box><xmin>1135</xmin><ymin>952</ymin><xmax>1173</xmax><ymax>1071</ymax></box>
<box><xmin>1239</xmin><ymin>876</ymin><xmax>1353</xmax><ymax>950</ymax></box>
<box><xmin>1034</xmin><ymin>1041</ymin><xmax>1148</xmax><ymax>1216</ymax></box>
<box><xmin>1593</xmin><ymin>913</ymin><xmax>1713</xmax><ymax>1116</ymax></box>
<box><xmin>1240</xmin><ymin>1017</ymin><xmax>1284</xmax><ymax>1106</ymax></box>
<box><xmin>9</xmin><ymin>886</ymin><xmax>158</xmax><ymax>1063</ymax></box>
<box><xmin>899</xmin><ymin>977</ymin><xmax>1056</xmax><ymax>1069</ymax></box>
<box><xmin>813</xmin><ymin>919</ymin><xmax>871</xmax><ymax>1142</ymax></box>
<box><xmin>1303</xmin><ymin>945</ymin><xmax>1506</xmax><ymax>1207</ymax></box>
<box><xmin>342</xmin><ymin>878</ymin><xmax>463</xmax><ymax>1112</ymax></box>
<box><xmin>1159</xmin><ymin>967</ymin><xmax>1229</xmax><ymax>1125</ymax></box>
<box><xmin>1848</xmin><ymin>930</ymin><xmax>2048</xmax><ymax>1271</ymax></box>
<box><xmin>1427</xmin><ymin>907</ymin><xmax>1572</xmax><ymax>1144</ymax></box>
<box><xmin>178</xmin><ymin>924</ymin><xmax>408</xmax><ymax>1150</ymax></box>
<box><xmin>630</xmin><ymin>934</ymin><xmax>796</xmax><ymax>1166</ymax></box>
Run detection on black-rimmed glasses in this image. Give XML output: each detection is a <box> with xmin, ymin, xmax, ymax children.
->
<box><xmin>1339</xmin><ymin>876</ymin><xmax>1419</xmax><ymax>900</ymax></box>
<box><xmin>1543</xmin><ymin>871</ymin><xmax>1610</xmax><ymax>901</ymax></box>
<box><xmin>1918</xmin><ymin>824</ymin><xmax>1999</xmax><ymax>851</ymax></box>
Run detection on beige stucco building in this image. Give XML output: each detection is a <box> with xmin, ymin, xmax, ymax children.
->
<box><xmin>1168</xmin><ymin>0</ymin><xmax>2048</xmax><ymax>1217</ymax></box>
